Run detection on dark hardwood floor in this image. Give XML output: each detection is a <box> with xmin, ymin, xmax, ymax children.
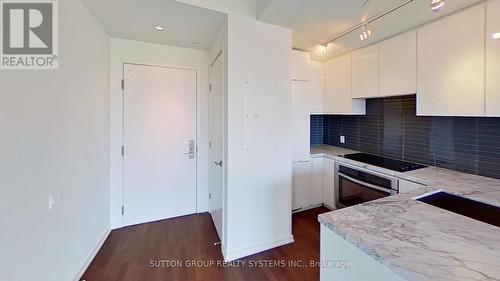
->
<box><xmin>82</xmin><ymin>207</ymin><xmax>331</xmax><ymax>281</ymax></box>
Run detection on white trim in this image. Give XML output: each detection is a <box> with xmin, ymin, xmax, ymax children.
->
<box><xmin>322</xmin><ymin>203</ymin><xmax>336</xmax><ymax>211</ymax></box>
<box><xmin>223</xmin><ymin>235</ymin><xmax>295</xmax><ymax>262</ymax></box>
<box><xmin>208</xmin><ymin>49</ymin><xmax>224</xmax><ymax>243</ymax></box>
<box><xmin>73</xmin><ymin>228</ymin><xmax>111</xmax><ymax>281</ymax></box>
<box><xmin>292</xmin><ymin>203</ymin><xmax>324</xmax><ymax>214</ymax></box>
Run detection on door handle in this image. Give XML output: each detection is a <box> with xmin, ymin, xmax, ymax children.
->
<box><xmin>184</xmin><ymin>140</ymin><xmax>195</xmax><ymax>159</ymax></box>
<box><xmin>214</xmin><ymin>161</ymin><xmax>223</xmax><ymax>167</ymax></box>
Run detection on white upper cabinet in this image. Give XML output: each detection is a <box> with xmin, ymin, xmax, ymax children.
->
<box><xmin>379</xmin><ymin>30</ymin><xmax>417</xmax><ymax>97</ymax></box>
<box><xmin>352</xmin><ymin>44</ymin><xmax>379</xmax><ymax>98</ymax></box>
<box><xmin>486</xmin><ymin>0</ymin><xmax>500</xmax><ymax>117</ymax></box>
<box><xmin>417</xmin><ymin>4</ymin><xmax>486</xmax><ymax>116</ymax></box>
<box><xmin>310</xmin><ymin>60</ymin><xmax>325</xmax><ymax>114</ymax></box>
<box><xmin>324</xmin><ymin>53</ymin><xmax>366</xmax><ymax>115</ymax></box>
<box><xmin>292</xmin><ymin>50</ymin><xmax>312</xmax><ymax>81</ymax></box>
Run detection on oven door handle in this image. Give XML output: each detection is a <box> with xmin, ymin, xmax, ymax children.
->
<box><xmin>338</xmin><ymin>173</ymin><xmax>394</xmax><ymax>194</ymax></box>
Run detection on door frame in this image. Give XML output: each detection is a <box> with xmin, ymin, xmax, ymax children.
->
<box><xmin>208</xmin><ymin>50</ymin><xmax>226</xmax><ymax>245</ymax></box>
<box><xmin>121</xmin><ymin>62</ymin><xmax>199</xmax><ymax>226</ymax></box>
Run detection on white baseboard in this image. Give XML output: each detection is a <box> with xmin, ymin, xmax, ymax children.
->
<box><xmin>223</xmin><ymin>235</ymin><xmax>295</xmax><ymax>262</ymax></box>
<box><xmin>322</xmin><ymin>203</ymin><xmax>336</xmax><ymax>211</ymax></box>
<box><xmin>292</xmin><ymin>203</ymin><xmax>324</xmax><ymax>213</ymax></box>
<box><xmin>74</xmin><ymin>228</ymin><xmax>111</xmax><ymax>281</ymax></box>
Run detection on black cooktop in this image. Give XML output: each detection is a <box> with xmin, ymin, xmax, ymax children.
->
<box><xmin>343</xmin><ymin>153</ymin><xmax>427</xmax><ymax>172</ymax></box>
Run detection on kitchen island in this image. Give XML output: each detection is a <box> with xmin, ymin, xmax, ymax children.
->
<box><xmin>315</xmin><ymin>145</ymin><xmax>500</xmax><ymax>281</ymax></box>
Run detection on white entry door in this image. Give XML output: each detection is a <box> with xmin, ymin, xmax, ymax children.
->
<box><xmin>123</xmin><ymin>64</ymin><xmax>197</xmax><ymax>227</ymax></box>
<box><xmin>209</xmin><ymin>54</ymin><xmax>224</xmax><ymax>240</ymax></box>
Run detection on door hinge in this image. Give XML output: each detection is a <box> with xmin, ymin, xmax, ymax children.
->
<box><xmin>121</xmin><ymin>79</ymin><xmax>125</xmax><ymax>90</ymax></box>
<box><xmin>209</xmin><ymin>84</ymin><xmax>212</xmax><ymax>91</ymax></box>
<box><xmin>121</xmin><ymin>146</ymin><xmax>125</xmax><ymax>156</ymax></box>
<box><xmin>209</xmin><ymin>141</ymin><xmax>212</xmax><ymax>148</ymax></box>
<box><xmin>121</xmin><ymin>206</ymin><xmax>125</xmax><ymax>215</ymax></box>
<box><xmin>209</xmin><ymin>193</ymin><xmax>212</xmax><ymax>199</ymax></box>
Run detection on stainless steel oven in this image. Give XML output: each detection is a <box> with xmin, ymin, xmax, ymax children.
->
<box><xmin>334</xmin><ymin>162</ymin><xmax>399</xmax><ymax>209</ymax></box>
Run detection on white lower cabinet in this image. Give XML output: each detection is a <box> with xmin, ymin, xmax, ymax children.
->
<box><xmin>298</xmin><ymin>156</ymin><xmax>424</xmax><ymax>211</ymax></box>
<box><xmin>311</xmin><ymin>157</ymin><xmax>324</xmax><ymax>206</ymax></box>
<box><xmin>320</xmin><ymin>225</ymin><xmax>406</xmax><ymax>281</ymax></box>
<box><xmin>293</xmin><ymin>158</ymin><xmax>324</xmax><ymax>211</ymax></box>
<box><xmin>292</xmin><ymin>161</ymin><xmax>313</xmax><ymax>211</ymax></box>
<box><xmin>322</xmin><ymin>158</ymin><xmax>336</xmax><ymax>209</ymax></box>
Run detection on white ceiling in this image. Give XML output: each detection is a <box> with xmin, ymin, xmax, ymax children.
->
<box><xmin>257</xmin><ymin>0</ymin><xmax>485</xmax><ymax>61</ymax></box>
<box><xmin>81</xmin><ymin>0</ymin><xmax>227</xmax><ymax>50</ymax></box>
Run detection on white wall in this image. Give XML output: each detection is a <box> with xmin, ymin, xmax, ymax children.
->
<box><xmin>0</xmin><ymin>0</ymin><xmax>110</xmax><ymax>280</ymax></box>
<box><xmin>109</xmin><ymin>38</ymin><xmax>211</xmax><ymax>229</ymax></box>
<box><xmin>224</xmin><ymin>16</ymin><xmax>293</xmax><ymax>261</ymax></box>
<box><xmin>179</xmin><ymin>0</ymin><xmax>294</xmax><ymax>262</ymax></box>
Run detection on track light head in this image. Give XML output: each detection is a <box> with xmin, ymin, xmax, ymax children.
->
<box><xmin>359</xmin><ymin>25</ymin><xmax>372</xmax><ymax>41</ymax></box>
<box><xmin>430</xmin><ymin>0</ymin><xmax>445</xmax><ymax>12</ymax></box>
<box><xmin>321</xmin><ymin>44</ymin><xmax>329</xmax><ymax>55</ymax></box>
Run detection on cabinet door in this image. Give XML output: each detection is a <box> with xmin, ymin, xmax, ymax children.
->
<box><xmin>379</xmin><ymin>30</ymin><xmax>417</xmax><ymax>97</ymax></box>
<box><xmin>310</xmin><ymin>60</ymin><xmax>325</xmax><ymax>114</ymax></box>
<box><xmin>292</xmin><ymin>50</ymin><xmax>311</xmax><ymax>81</ymax></box>
<box><xmin>292</xmin><ymin>161</ymin><xmax>312</xmax><ymax>211</ymax></box>
<box><xmin>352</xmin><ymin>44</ymin><xmax>379</xmax><ymax>98</ymax></box>
<box><xmin>486</xmin><ymin>0</ymin><xmax>500</xmax><ymax>117</ymax></box>
<box><xmin>324</xmin><ymin>53</ymin><xmax>366</xmax><ymax>114</ymax></box>
<box><xmin>292</xmin><ymin>81</ymin><xmax>312</xmax><ymax>162</ymax></box>
<box><xmin>311</xmin><ymin>157</ymin><xmax>324</xmax><ymax>206</ymax></box>
<box><xmin>322</xmin><ymin>158</ymin><xmax>336</xmax><ymax>209</ymax></box>
<box><xmin>417</xmin><ymin>4</ymin><xmax>485</xmax><ymax>116</ymax></box>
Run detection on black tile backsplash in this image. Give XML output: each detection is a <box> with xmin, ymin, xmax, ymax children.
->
<box><xmin>310</xmin><ymin>95</ymin><xmax>500</xmax><ymax>180</ymax></box>
<box><xmin>359</xmin><ymin>100</ymin><xmax>380</xmax><ymax>155</ymax></box>
<box><xmin>310</xmin><ymin>115</ymin><xmax>324</xmax><ymax>146</ymax></box>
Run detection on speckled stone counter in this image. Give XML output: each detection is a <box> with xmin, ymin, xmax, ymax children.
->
<box><xmin>310</xmin><ymin>145</ymin><xmax>359</xmax><ymax>157</ymax></box>
<box><xmin>315</xmin><ymin>145</ymin><xmax>500</xmax><ymax>281</ymax></box>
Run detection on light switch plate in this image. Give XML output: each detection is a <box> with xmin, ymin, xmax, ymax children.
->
<box><xmin>340</xmin><ymin>136</ymin><xmax>346</xmax><ymax>144</ymax></box>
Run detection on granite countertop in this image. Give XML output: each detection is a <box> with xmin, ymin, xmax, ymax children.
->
<box><xmin>314</xmin><ymin>145</ymin><xmax>500</xmax><ymax>281</ymax></box>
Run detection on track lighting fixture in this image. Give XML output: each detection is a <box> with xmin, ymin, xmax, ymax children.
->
<box><xmin>153</xmin><ymin>25</ymin><xmax>165</xmax><ymax>31</ymax></box>
<box><xmin>322</xmin><ymin>44</ymin><xmax>329</xmax><ymax>56</ymax></box>
<box><xmin>430</xmin><ymin>0</ymin><xmax>445</xmax><ymax>12</ymax></box>
<box><xmin>359</xmin><ymin>25</ymin><xmax>372</xmax><ymax>41</ymax></box>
